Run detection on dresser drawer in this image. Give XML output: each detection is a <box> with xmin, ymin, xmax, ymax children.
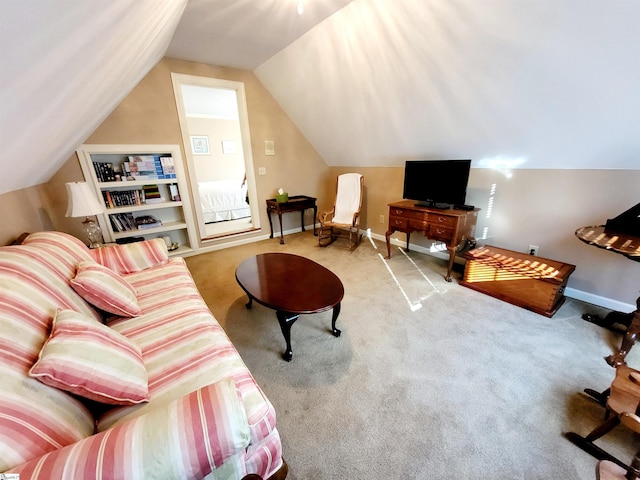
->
<box><xmin>428</xmin><ymin>214</ymin><xmax>456</xmax><ymax>228</ymax></box>
<box><xmin>408</xmin><ymin>219</ymin><xmax>429</xmax><ymax>230</ymax></box>
<box><xmin>389</xmin><ymin>216</ymin><xmax>408</xmax><ymax>230</ymax></box>
<box><xmin>428</xmin><ymin>224</ymin><xmax>454</xmax><ymax>241</ymax></box>
<box><xmin>390</xmin><ymin>207</ymin><xmax>427</xmax><ymax>220</ymax></box>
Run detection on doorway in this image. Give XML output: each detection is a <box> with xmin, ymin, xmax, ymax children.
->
<box><xmin>171</xmin><ymin>73</ymin><xmax>260</xmax><ymax>241</ymax></box>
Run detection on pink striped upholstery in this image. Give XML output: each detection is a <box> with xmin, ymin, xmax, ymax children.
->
<box><xmin>29</xmin><ymin>309</ymin><xmax>149</xmax><ymax>405</ymax></box>
<box><xmin>90</xmin><ymin>238</ymin><xmax>168</xmax><ymax>275</ymax></box>
<box><xmin>1</xmin><ymin>232</ymin><xmax>282</xmax><ymax>479</ymax></box>
<box><xmin>70</xmin><ymin>261</ymin><xmax>141</xmax><ymax>316</ymax></box>
<box><xmin>0</xmin><ymin>234</ymin><xmax>102</xmax><ymax>472</ymax></box>
<box><xmin>97</xmin><ymin>258</ymin><xmax>282</xmax><ymax>477</ymax></box>
<box><xmin>8</xmin><ymin>380</ymin><xmax>250</xmax><ymax>479</ymax></box>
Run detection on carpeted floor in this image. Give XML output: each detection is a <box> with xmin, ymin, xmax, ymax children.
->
<box><xmin>185</xmin><ymin>231</ymin><xmax>637</xmax><ymax>479</ymax></box>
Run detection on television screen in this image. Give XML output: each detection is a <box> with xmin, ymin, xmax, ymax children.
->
<box><xmin>402</xmin><ymin>159</ymin><xmax>471</xmax><ymax>208</ymax></box>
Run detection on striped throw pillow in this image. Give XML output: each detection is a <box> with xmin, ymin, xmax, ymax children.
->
<box><xmin>29</xmin><ymin>309</ymin><xmax>149</xmax><ymax>405</ymax></box>
<box><xmin>70</xmin><ymin>260</ymin><xmax>141</xmax><ymax>317</ymax></box>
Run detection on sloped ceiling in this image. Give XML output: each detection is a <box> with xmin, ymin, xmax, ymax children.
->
<box><xmin>166</xmin><ymin>0</ymin><xmax>355</xmax><ymax>70</ymax></box>
<box><xmin>0</xmin><ymin>0</ymin><xmax>188</xmax><ymax>195</ymax></box>
<box><xmin>255</xmin><ymin>0</ymin><xmax>640</xmax><ymax>169</ymax></box>
<box><xmin>0</xmin><ymin>0</ymin><xmax>352</xmax><ymax>195</ymax></box>
<box><xmin>2</xmin><ymin>0</ymin><xmax>638</xmax><ymax>195</ymax></box>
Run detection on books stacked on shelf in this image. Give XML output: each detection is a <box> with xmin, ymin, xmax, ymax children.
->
<box><xmin>123</xmin><ymin>155</ymin><xmax>177</xmax><ymax>180</ymax></box>
<box><xmin>109</xmin><ymin>213</ymin><xmax>136</xmax><ymax>232</ymax></box>
<box><xmin>134</xmin><ymin>215</ymin><xmax>162</xmax><ymax>230</ymax></box>
<box><xmin>141</xmin><ymin>185</ymin><xmax>162</xmax><ymax>204</ymax></box>
<box><xmin>93</xmin><ymin>162</ymin><xmax>116</xmax><ymax>182</ymax></box>
<box><xmin>102</xmin><ymin>190</ymin><xmax>143</xmax><ymax>208</ymax></box>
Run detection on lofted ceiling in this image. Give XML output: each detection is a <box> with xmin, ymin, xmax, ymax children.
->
<box><xmin>1</xmin><ymin>0</ymin><xmax>638</xmax><ymax>195</ymax></box>
<box><xmin>0</xmin><ymin>0</ymin><xmax>353</xmax><ymax>195</ymax></box>
<box><xmin>166</xmin><ymin>0</ymin><xmax>355</xmax><ymax>70</ymax></box>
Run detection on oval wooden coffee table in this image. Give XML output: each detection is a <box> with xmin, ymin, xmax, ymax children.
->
<box><xmin>235</xmin><ymin>253</ymin><xmax>344</xmax><ymax>361</ymax></box>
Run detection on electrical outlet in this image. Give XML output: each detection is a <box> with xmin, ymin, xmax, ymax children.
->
<box><xmin>528</xmin><ymin>245</ymin><xmax>539</xmax><ymax>256</ymax></box>
<box><xmin>379</xmin><ymin>214</ymin><xmax>384</xmax><ymax>224</ymax></box>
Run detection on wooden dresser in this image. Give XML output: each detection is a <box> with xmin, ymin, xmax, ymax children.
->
<box><xmin>385</xmin><ymin>200</ymin><xmax>479</xmax><ymax>281</ymax></box>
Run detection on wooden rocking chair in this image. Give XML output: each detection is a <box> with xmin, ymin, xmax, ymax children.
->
<box><xmin>318</xmin><ymin>173</ymin><xmax>364</xmax><ymax>250</ymax></box>
<box><xmin>566</xmin><ymin>365</ymin><xmax>640</xmax><ymax>479</ymax></box>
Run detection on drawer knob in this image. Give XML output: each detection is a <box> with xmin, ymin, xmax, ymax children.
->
<box><xmin>437</xmin><ymin>217</ymin><xmax>446</xmax><ymax>223</ymax></box>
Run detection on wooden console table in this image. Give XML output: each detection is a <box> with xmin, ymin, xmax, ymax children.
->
<box><xmin>266</xmin><ymin>195</ymin><xmax>317</xmax><ymax>244</ymax></box>
<box><xmin>385</xmin><ymin>201</ymin><xmax>479</xmax><ymax>281</ymax></box>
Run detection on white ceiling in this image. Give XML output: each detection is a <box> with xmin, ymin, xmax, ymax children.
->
<box><xmin>0</xmin><ymin>0</ymin><xmax>353</xmax><ymax>195</ymax></box>
<box><xmin>166</xmin><ymin>0</ymin><xmax>354</xmax><ymax>70</ymax></box>
<box><xmin>1</xmin><ymin>0</ymin><xmax>638</xmax><ymax>195</ymax></box>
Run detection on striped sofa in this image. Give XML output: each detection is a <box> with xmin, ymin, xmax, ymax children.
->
<box><xmin>0</xmin><ymin>231</ymin><xmax>284</xmax><ymax>480</ymax></box>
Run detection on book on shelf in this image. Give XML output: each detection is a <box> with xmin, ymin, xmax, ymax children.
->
<box><xmin>134</xmin><ymin>215</ymin><xmax>162</xmax><ymax>230</ymax></box>
<box><xmin>124</xmin><ymin>155</ymin><xmax>176</xmax><ymax>180</ymax></box>
<box><xmin>169</xmin><ymin>183</ymin><xmax>180</xmax><ymax>201</ymax></box>
<box><xmin>102</xmin><ymin>189</ymin><xmax>142</xmax><ymax>208</ymax></box>
<box><xmin>141</xmin><ymin>184</ymin><xmax>162</xmax><ymax>204</ymax></box>
<box><xmin>93</xmin><ymin>162</ymin><xmax>116</xmax><ymax>182</ymax></box>
<box><xmin>159</xmin><ymin>156</ymin><xmax>176</xmax><ymax>178</ymax></box>
<box><xmin>109</xmin><ymin>212</ymin><xmax>136</xmax><ymax>232</ymax></box>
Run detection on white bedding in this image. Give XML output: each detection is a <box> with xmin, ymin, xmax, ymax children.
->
<box><xmin>199</xmin><ymin>180</ymin><xmax>250</xmax><ymax>223</ymax></box>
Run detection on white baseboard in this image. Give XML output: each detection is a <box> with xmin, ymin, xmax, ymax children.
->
<box><xmin>195</xmin><ymin>227</ymin><xmax>634</xmax><ymax>313</ymax></box>
<box><xmin>367</xmin><ymin>230</ymin><xmax>635</xmax><ymax>313</ymax></box>
<box><xmin>564</xmin><ymin>288</ymin><xmax>635</xmax><ymax>313</ymax></box>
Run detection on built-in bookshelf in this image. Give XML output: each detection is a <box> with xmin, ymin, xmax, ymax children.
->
<box><xmin>76</xmin><ymin>144</ymin><xmax>197</xmax><ymax>256</ymax></box>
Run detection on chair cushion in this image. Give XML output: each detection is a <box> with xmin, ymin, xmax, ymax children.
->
<box><xmin>333</xmin><ymin>173</ymin><xmax>362</xmax><ymax>224</ymax></box>
<box><xmin>29</xmin><ymin>308</ymin><xmax>149</xmax><ymax>405</ymax></box>
<box><xmin>71</xmin><ymin>260</ymin><xmax>141</xmax><ymax>317</ymax></box>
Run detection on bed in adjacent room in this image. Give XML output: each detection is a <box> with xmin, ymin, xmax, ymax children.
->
<box><xmin>199</xmin><ymin>180</ymin><xmax>250</xmax><ymax>223</ymax></box>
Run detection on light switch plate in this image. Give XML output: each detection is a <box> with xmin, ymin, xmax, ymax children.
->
<box><xmin>265</xmin><ymin>140</ymin><xmax>275</xmax><ymax>156</ymax></box>
<box><xmin>258</xmin><ymin>167</ymin><xmax>267</xmax><ymax>175</ymax></box>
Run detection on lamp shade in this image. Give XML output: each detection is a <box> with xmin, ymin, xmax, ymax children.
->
<box><xmin>65</xmin><ymin>182</ymin><xmax>104</xmax><ymax>217</ymax></box>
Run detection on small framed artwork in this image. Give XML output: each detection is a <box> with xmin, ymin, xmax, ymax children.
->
<box><xmin>190</xmin><ymin>135</ymin><xmax>210</xmax><ymax>155</ymax></box>
<box><xmin>221</xmin><ymin>140</ymin><xmax>237</xmax><ymax>154</ymax></box>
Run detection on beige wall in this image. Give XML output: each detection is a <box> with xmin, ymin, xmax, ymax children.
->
<box><xmin>1</xmin><ymin>55</ymin><xmax>637</xmax><ymax>308</ymax></box>
<box><xmin>187</xmin><ymin>117</ymin><xmax>244</xmax><ymax>182</ymax></box>
<box><xmin>0</xmin><ymin>186</ymin><xmax>53</xmax><ymax>246</ymax></box>
<box><xmin>329</xmin><ymin>165</ymin><xmax>640</xmax><ymax>307</ymax></box>
<box><xmin>88</xmin><ymin>58</ymin><xmax>330</xmax><ymax>248</ymax></box>
<box><xmin>40</xmin><ymin>57</ymin><xmax>331</xmax><ymax>250</ymax></box>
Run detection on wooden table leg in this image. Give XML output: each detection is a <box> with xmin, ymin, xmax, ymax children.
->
<box><xmin>267</xmin><ymin>207</ymin><xmax>274</xmax><ymax>239</ymax></box>
<box><xmin>444</xmin><ymin>246</ymin><xmax>456</xmax><ymax>282</ymax></box>
<box><xmin>331</xmin><ymin>303</ymin><xmax>342</xmax><ymax>337</ymax></box>
<box><xmin>312</xmin><ymin>205</ymin><xmax>317</xmax><ymax>236</ymax></box>
<box><xmin>278</xmin><ymin>212</ymin><xmax>284</xmax><ymax>244</ymax></box>
<box><xmin>606</xmin><ymin>307</ymin><xmax>640</xmax><ymax>367</ymax></box>
<box><xmin>276</xmin><ymin>311</ymin><xmax>298</xmax><ymax>361</ymax></box>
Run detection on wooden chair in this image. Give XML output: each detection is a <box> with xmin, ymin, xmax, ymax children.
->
<box><xmin>566</xmin><ymin>365</ymin><xmax>640</xmax><ymax>479</ymax></box>
<box><xmin>318</xmin><ymin>173</ymin><xmax>364</xmax><ymax>250</ymax></box>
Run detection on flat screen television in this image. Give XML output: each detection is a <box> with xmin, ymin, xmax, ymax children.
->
<box><xmin>402</xmin><ymin>159</ymin><xmax>471</xmax><ymax>208</ymax></box>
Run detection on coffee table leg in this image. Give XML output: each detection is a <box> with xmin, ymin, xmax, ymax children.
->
<box><xmin>244</xmin><ymin>295</ymin><xmax>253</xmax><ymax>309</ymax></box>
<box><xmin>276</xmin><ymin>311</ymin><xmax>299</xmax><ymax>361</ymax></box>
<box><xmin>331</xmin><ymin>303</ymin><xmax>342</xmax><ymax>337</ymax></box>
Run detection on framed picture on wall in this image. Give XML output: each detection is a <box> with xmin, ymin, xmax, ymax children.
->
<box><xmin>190</xmin><ymin>135</ymin><xmax>210</xmax><ymax>155</ymax></box>
<box><xmin>221</xmin><ymin>140</ymin><xmax>237</xmax><ymax>154</ymax></box>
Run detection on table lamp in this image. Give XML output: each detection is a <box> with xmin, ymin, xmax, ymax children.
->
<box><xmin>65</xmin><ymin>181</ymin><xmax>104</xmax><ymax>248</ymax></box>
